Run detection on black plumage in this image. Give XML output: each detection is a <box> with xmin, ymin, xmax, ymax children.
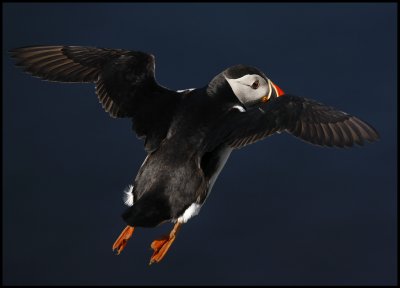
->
<box><xmin>10</xmin><ymin>45</ymin><xmax>379</xmax><ymax>264</ymax></box>
<box><xmin>207</xmin><ymin>94</ymin><xmax>379</xmax><ymax>150</ymax></box>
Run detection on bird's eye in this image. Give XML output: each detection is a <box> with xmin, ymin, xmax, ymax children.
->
<box><xmin>251</xmin><ymin>80</ymin><xmax>260</xmax><ymax>89</ymax></box>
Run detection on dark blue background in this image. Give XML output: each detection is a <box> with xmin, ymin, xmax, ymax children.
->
<box><xmin>3</xmin><ymin>3</ymin><xmax>397</xmax><ymax>285</ymax></box>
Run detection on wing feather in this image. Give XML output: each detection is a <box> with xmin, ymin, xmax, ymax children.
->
<box><xmin>10</xmin><ymin>45</ymin><xmax>181</xmax><ymax>152</ymax></box>
<box><xmin>207</xmin><ymin>94</ymin><xmax>379</xmax><ymax>151</ymax></box>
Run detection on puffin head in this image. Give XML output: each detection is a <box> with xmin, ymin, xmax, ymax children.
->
<box><xmin>221</xmin><ymin>65</ymin><xmax>285</xmax><ymax>109</ymax></box>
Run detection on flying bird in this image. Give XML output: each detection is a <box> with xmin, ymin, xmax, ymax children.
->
<box><xmin>10</xmin><ymin>45</ymin><xmax>379</xmax><ymax>265</ymax></box>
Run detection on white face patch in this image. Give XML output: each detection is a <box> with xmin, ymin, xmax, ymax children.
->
<box><xmin>123</xmin><ymin>185</ymin><xmax>134</xmax><ymax>207</ymax></box>
<box><xmin>224</xmin><ymin>74</ymin><xmax>269</xmax><ymax>107</ymax></box>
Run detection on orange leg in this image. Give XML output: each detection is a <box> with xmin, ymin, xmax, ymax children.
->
<box><xmin>112</xmin><ymin>225</ymin><xmax>135</xmax><ymax>255</ymax></box>
<box><xmin>149</xmin><ymin>222</ymin><xmax>182</xmax><ymax>265</ymax></box>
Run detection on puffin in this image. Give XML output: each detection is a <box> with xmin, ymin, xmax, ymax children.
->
<box><xmin>10</xmin><ymin>45</ymin><xmax>379</xmax><ymax>265</ymax></box>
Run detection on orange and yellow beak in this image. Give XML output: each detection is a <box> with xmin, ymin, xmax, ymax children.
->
<box><xmin>261</xmin><ymin>79</ymin><xmax>285</xmax><ymax>103</ymax></box>
<box><xmin>271</xmin><ymin>81</ymin><xmax>285</xmax><ymax>97</ymax></box>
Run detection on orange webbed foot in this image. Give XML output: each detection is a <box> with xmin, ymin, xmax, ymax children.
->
<box><xmin>149</xmin><ymin>222</ymin><xmax>182</xmax><ymax>265</ymax></box>
<box><xmin>112</xmin><ymin>225</ymin><xmax>135</xmax><ymax>255</ymax></box>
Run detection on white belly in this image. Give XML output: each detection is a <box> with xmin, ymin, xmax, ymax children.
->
<box><xmin>175</xmin><ymin>147</ymin><xmax>233</xmax><ymax>223</ymax></box>
<box><xmin>208</xmin><ymin>147</ymin><xmax>233</xmax><ymax>193</ymax></box>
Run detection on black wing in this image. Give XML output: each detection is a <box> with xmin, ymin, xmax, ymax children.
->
<box><xmin>207</xmin><ymin>94</ymin><xmax>379</xmax><ymax>150</ymax></box>
<box><xmin>10</xmin><ymin>45</ymin><xmax>181</xmax><ymax>152</ymax></box>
